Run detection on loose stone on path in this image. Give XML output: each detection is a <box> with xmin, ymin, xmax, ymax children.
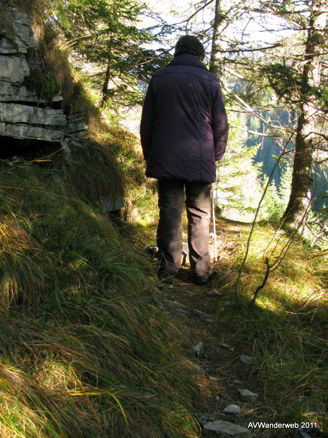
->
<box><xmin>219</xmin><ymin>342</ymin><xmax>235</xmax><ymax>352</ymax></box>
<box><xmin>203</xmin><ymin>420</ymin><xmax>250</xmax><ymax>436</ymax></box>
<box><xmin>239</xmin><ymin>355</ymin><xmax>253</xmax><ymax>364</ymax></box>
<box><xmin>192</xmin><ymin>341</ymin><xmax>204</xmax><ymax>357</ymax></box>
<box><xmin>222</xmin><ymin>404</ymin><xmax>241</xmax><ymax>415</ymax></box>
<box><xmin>207</xmin><ymin>289</ymin><xmax>222</xmax><ymax>297</ymax></box>
<box><xmin>237</xmin><ymin>389</ymin><xmax>259</xmax><ymax>402</ymax></box>
<box><xmin>232</xmin><ymin>379</ymin><xmax>244</xmax><ymax>386</ymax></box>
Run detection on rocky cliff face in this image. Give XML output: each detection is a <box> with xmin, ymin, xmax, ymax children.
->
<box><xmin>0</xmin><ymin>6</ymin><xmax>124</xmax><ymax>213</ymax></box>
<box><xmin>0</xmin><ymin>7</ymin><xmax>86</xmax><ymax>144</ymax></box>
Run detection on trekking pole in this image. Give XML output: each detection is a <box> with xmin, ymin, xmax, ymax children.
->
<box><xmin>211</xmin><ymin>185</ymin><xmax>217</xmax><ymax>262</ymax></box>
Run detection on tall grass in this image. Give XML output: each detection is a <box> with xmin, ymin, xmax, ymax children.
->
<box><xmin>0</xmin><ymin>133</ymin><xmax>200</xmax><ymax>437</ymax></box>
<box><xmin>210</xmin><ymin>219</ymin><xmax>328</xmax><ymax>435</ymax></box>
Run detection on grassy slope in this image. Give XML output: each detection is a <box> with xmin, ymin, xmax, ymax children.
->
<box><xmin>0</xmin><ymin>132</ymin><xmax>200</xmax><ymax>438</ymax></box>
<box><xmin>140</xmin><ymin>217</ymin><xmax>328</xmax><ymax>437</ymax></box>
<box><xmin>215</xmin><ymin>220</ymin><xmax>328</xmax><ymax>434</ymax></box>
<box><xmin>0</xmin><ymin>130</ymin><xmax>327</xmax><ymax>437</ymax></box>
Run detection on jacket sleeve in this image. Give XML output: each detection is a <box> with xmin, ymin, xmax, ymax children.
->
<box><xmin>140</xmin><ymin>80</ymin><xmax>154</xmax><ymax>161</ymax></box>
<box><xmin>212</xmin><ymin>83</ymin><xmax>229</xmax><ymax>161</ymax></box>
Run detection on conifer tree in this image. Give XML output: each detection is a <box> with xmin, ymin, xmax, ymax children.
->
<box><xmin>203</xmin><ymin>0</ymin><xmax>328</xmax><ymax>227</ymax></box>
<box><xmin>53</xmin><ymin>0</ymin><xmax>160</xmax><ymax>107</ymax></box>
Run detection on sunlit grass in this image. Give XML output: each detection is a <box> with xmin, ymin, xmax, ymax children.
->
<box><xmin>211</xmin><ymin>218</ymin><xmax>328</xmax><ymax>434</ymax></box>
<box><xmin>0</xmin><ymin>132</ymin><xmax>200</xmax><ymax>437</ymax></box>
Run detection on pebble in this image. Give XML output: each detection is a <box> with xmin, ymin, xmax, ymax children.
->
<box><xmin>192</xmin><ymin>341</ymin><xmax>204</xmax><ymax>357</ymax></box>
<box><xmin>232</xmin><ymin>379</ymin><xmax>245</xmax><ymax>386</ymax></box>
<box><xmin>207</xmin><ymin>288</ymin><xmax>222</xmax><ymax>297</ymax></box>
<box><xmin>219</xmin><ymin>342</ymin><xmax>235</xmax><ymax>352</ymax></box>
<box><xmin>222</xmin><ymin>404</ymin><xmax>241</xmax><ymax>415</ymax></box>
<box><xmin>237</xmin><ymin>388</ymin><xmax>259</xmax><ymax>401</ymax></box>
<box><xmin>203</xmin><ymin>420</ymin><xmax>250</xmax><ymax>436</ymax></box>
<box><xmin>239</xmin><ymin>354</ymin><xmax>253</xmax><ymax>364</ymax></box>
<box><xmin>195</xmin><ymin>413</ymin><xmax>214</xmax><ymax>425</ymax></box>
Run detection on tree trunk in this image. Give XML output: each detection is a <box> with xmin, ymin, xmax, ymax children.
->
<box><xmin>101</xmin><ymin>60</ymin><xmax>111</xmax><ymax>108</ymax></box>
<box><xmin>209</xmin><ymin>0</ymin><xmax>222</xmax><ymax>77</ymax></box>
<box><xmin>283</xmin><ymin>0</ymin><xmax>326</xmax><ymax>227</ymax></box>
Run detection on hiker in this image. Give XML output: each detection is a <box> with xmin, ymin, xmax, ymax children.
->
<box><xmin>140</xmin><ymin>35</ymin><xmax>228</xmax><ymax>284</ymax></box>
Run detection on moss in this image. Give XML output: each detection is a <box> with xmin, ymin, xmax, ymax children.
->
<box><xmin>24</xmin><ymin>68</ymin><xmax>61</xmax><ymax>104</ymax></box>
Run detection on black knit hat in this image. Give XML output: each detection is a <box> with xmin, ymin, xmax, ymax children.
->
<box><xmin>174</xmin><ymin>35</ymin><xmax>205</xmax><ymax>60</ymax></box>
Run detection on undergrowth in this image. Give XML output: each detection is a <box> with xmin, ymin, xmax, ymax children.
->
<box><xmin>0</xmin><ymin>132</ymin><xmax>200</xmax><ymax>437</ymax></box>
<box><xmin>210</xmin><ymin>220</ymin><xmax>328</xmax><ymax>435</ymax></box>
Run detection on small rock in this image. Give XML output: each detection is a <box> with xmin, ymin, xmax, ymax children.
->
<box><xmin>237</xmin><ymin>389</ymin><xmax>259</xmax><ymax>401</ymax></box>
<box><xmin>232</xmin><ymin>379</ymin><xmax>244</xmax><ymax>386</ymax></box>
<box><xmin>239</xmin><ymin>355</ymin><xmax>253</xmax><ymax>364</ymax></box>
<box><xmin>203</xmin><ymin>420</ymin><xmax>250</xmax><ymax>436</ymax></box>
<box><xmin>219</xmin><ymin>342</ymin><xmax>235</xmax><ymax>352</ymax></box>
<box><xmin>222</xmin><ymin>404</ymin><xmax>241</xmax><ymax>415</ymax></box>
<box><xmin>192</xmin><ymin>341</ymin><xmax>204</xmax><ymax>357</ymax></box>
<box><xmin>195</xmin><ymin>413</ymin><xmax>215</xmax><ymax>425</ymax></box>
<box><xmin>207</xmin><ymin>288</ymin><xmax>222</xmax><ymax>297</ymax></box>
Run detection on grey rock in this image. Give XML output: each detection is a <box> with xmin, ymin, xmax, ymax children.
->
<box><xmin>61</xmin><ymin>144</ymin><xmax>71</xmax><ymax>156</ymax></box>
<box><xmin>0</xmin><ymin>103</ymin><xmax>66</xmax><ymax>126</ymax></box>
<box><xmin>203</xmin><ymin>420</ymin><xmax>250</xmax><ymax>436</ymax></box>
<box><xmin>195</xmin><ymin>413</ymin><xmax>215</xmax><ymax>425</ymax></box>
<box><xmin>0</xmin><ymin>37</ymin><xmax>17</xmax><ymax>54</ymax></box>
<box><xmin>219</xmin><ymin>342</ymin><xmax>235</xmax><ymax>352</ymax></box>
<box><xmin>0</xmin><ymin>123</ymin><xmax>64</xmax><ymax>142</ymax></box>
<box><xmin>239</xmin><ymin>355</ymin><xmax>253</xmax><ymax>364</ymax></box>
<box><xmin>0</xmin><ymin>56</ymin><xmax>30</xmax><ymax>83</ymax></box>
<box><xmin>0</xmin><ymin>82</ymin><xmax>62</xmax><ymax>103</ymax></box>
<box><xmin>1</xmin><ymin>8</ymin><xmax>38</xmax><ymax>53</ymax></box>
<box><xmin>232</xmin><ymin>379</ymin><xmax>245</xmax><ymax>386</ymax></box>
<box><xmin>65</xmin><ymin>120</ymin><xmax>88</xmax><ymax>135</ymax></box>
<box><xmin>207</xmin><ymin>288</ymin><xmax>222</xmax><ymax>297</ymax></box>
<box><xmin>192</xmin><ymin>341</ymin><xmax>204</xmax><ymax>357</ymax></box>
<box><xmin>222</xmin><ymin>404</ymin><xmax>241</xmax><ymax>415</ymax></box>
<box><xmin>237</xmin><ymin>389</ymin><xmax>258</xmax><ymax>402</ymax></box>
<box><xmin>0</xmin><ymin>7</ymin><xmax>69</xmax><ymax>144</ymax></box>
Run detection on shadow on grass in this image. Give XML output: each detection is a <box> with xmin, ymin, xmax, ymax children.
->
<box><xmin>127</xmin><ymin>216</ymin><xmax>328</xmax><ymax>435</ymax></box>
<box><xmin>0</xmin><ymin>159</ymin><xmax>201</xmax><ymax>438</ymax></box>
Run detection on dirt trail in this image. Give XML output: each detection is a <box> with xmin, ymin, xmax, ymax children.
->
<box><xmin>156</xmin><ymin>218</ymin><xmax>262</xmax><ymax>436</ymax></box>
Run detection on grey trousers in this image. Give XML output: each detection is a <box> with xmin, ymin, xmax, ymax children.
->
<box><xmin>157</xmin><ymin>179</ymin><xmax>212</xmax><ymax>277</ymax></box>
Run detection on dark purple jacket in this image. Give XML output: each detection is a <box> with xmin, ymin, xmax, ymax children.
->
<box><xmin>140</xmin><ymin>54</ymin><xmax>228</xmax><ymax>183</ymax></box>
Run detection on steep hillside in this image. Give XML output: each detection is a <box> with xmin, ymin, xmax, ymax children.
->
<box><xmin>0</xmin><ymin>128</ymin><xmax>204</xmax><ymax>438</ymax></box>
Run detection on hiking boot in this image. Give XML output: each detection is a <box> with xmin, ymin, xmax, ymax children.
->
<box><xmin>145</xmin><ymin>245</ymin><xmax>161</xmax><ymax>259</ymax></box>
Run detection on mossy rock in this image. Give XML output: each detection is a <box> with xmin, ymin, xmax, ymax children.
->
<box><xmin>24</xmin><ymin>68</ymin><xmax>61</xmax><ymax>104</ymax></box>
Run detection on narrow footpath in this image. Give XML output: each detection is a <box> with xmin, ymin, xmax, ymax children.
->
<box><xmin>151</xmin><ymin>218</ymin><xmax>322</xmax><ymax>438</ymax></box>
